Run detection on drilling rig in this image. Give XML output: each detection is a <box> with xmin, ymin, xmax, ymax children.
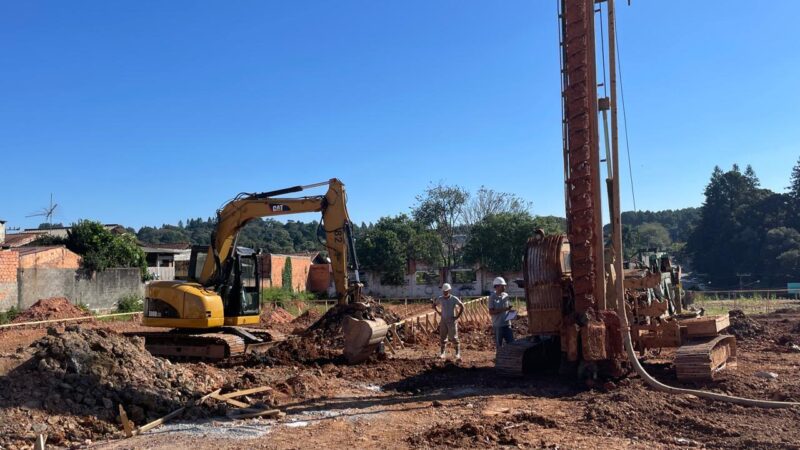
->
<box><xmin>496</xmin><ymin>0</ymin><xmax>735</xmax><ymax>382</ymax></box>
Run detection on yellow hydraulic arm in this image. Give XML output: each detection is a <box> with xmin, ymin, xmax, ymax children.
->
<box><xmin>199</xmin><ymin>178</ymin><xmax>361</xmax><ymax>305</ymax></box>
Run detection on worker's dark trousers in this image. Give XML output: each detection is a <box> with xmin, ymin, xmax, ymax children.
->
<box><xmin>494</xmin><ymin>325</ymin><xmax>514</xmax><ymax>348</ymax></box>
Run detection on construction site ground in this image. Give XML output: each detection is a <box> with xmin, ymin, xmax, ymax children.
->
<box><xmin>1</xmin><ymin>303</ymin><xmax>799</xmax><ymax>449</ymax></box>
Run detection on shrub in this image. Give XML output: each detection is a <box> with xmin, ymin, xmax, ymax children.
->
<box><xmin>117</xmin><ymin>294</ymin><xmax>144</xmax><ymax>313</ymax></box>
<box><xmin>282</xmin><ymin>258</ymin><xmax>293</xmax><ymax>292</ymax></box>
<box><xmin>0</xmin><ymin>306</ymin><xmax>20</xmax><ymax>325</ymax></box>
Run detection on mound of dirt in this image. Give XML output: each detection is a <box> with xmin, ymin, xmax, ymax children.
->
<box><xmin>581</xmin><ymin>378</ymin><xmax>800</xmax><ymax>448</ymax></box>
<box><xmin>260</xmin><ymin>304</ymin><xmax>295</xmax><ymax>324</ymax></box>
<box><xmin>408</xmin><ymin>411</ymin><xmax>557</xmax><ymax>448</ymax></box>
<box><xmin>12</xmin><ymin>297</ymin><xmax>92</xmax><ymax>324</ymax></box>
<box><xmin>0</xmin><ymin>326</ymin><xmax>224</xmax><ymax>447</ymax></box>
<box><xmin>728</xmin><ymin>309</ymin><xmax>766</xmax><ymax>339</ymax></box>
<box><xmin>291</xmin><ymin>309</ymin><xmax>322</xmax><ymax>327</ymax></box>
<box><xmin>261</xmin><ymin>298</ymin><xmax>401</xmax><ymax>365</ymax></box>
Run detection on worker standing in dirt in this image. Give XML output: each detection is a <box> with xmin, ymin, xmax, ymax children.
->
<box><xmin>433</xmin><ymin>283</ymin><xmax>464</xmax><ymax>360</ymax></box>
<box><xmin>488</xmin><ymin>277</ymin><xmax>514</xmax><ymax>348</ymax></box>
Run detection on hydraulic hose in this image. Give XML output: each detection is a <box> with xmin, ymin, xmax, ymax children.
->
<box><xmin>616</xmin><ymin>297</ymin><xmax>800</xmax><ymax>409</ymax></box>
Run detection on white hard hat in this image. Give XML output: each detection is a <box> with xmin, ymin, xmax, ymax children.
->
<box><xmin>493</xmin><ymin>277</ymin><xmax>507</xmax><ymax>286</ymax></box>
<box><xmin>442</xmin><ymin>283</ymin><xmax>452</xmax><ymax>292</ymax></box>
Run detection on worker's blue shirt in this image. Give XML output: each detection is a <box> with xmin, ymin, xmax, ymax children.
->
<box><xmin>489</xmin><ymin>292</ymin><xmax>512</xmax><ymax>328</ymax></box>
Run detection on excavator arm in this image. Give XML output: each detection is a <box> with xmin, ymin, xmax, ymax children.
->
<box><xmin>199</xmin><ymin>178</ymin><xmax>360</xmax><ymax>305</ymax></box>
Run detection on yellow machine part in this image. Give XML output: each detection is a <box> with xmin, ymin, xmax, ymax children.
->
<box><xmin>223</xmin><ymin>316</ymin><xmax>260</xmax><ymax>326</ymax></box>
<box><xmin>143</xmin><ymin>281</ymin><xmax>226</xmax><ymax>328</ymax></box>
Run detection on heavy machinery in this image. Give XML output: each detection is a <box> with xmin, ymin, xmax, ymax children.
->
<box><xmin>136</xmin><ymin>178</ymin><xmax>377</xmax><ymax>360</ymax></box>
<box><xmin>496</xmin><ymin>0</ymin><xmax>735</xmax><ymax>381</ymax></box>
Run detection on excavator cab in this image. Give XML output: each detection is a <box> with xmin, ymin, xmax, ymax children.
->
<box><xmin>186</xmin><ymin>245</ymin><xmax>261</xmax><ymax>325</ymax></box>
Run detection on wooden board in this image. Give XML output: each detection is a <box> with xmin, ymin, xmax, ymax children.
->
<box><xmin>680</xmin><ymin>315</ymin><xmax>730</xmax><ymax>337</ymax></box>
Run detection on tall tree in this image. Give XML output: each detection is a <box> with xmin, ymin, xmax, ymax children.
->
<box><xmin>688</xmin><ymin>165</ymin><xmax>766</xmax><ymax>287</ymax></box>
<box><xmin>412</xmin><ymin>183</ymin><xmax>469</xmax><ymax>273</ymax></box>
<box><xmin>356</xmin><ymin>215</ymin><xmax>442</xmax><ymax>285</ymax></box>
<box><xmin>463</xmin><ymin>186</ymin><xmax>531</xmax><ymax>226</ymax></box>
<box><xmin>463</xmin><ymin>211</ymin><xmax>536</xmax><ymax>275</ymax></box>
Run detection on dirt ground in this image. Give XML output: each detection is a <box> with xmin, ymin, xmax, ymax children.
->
<box><xmin>1</xmin><ymin>306</ymin><xmax>799</xmax><ymax>449</ymax></box>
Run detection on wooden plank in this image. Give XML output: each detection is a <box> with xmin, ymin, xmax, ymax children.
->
<box><xmin>0</xmin><ymin>311</ymin><xmax>142</xmax><ymax>329</ymax></box>
<box><xmin>384</xmin><ymin>336</ymin><xmax>396</xmax><ymax>355</ymax></box>
<box><xmin>211</xmin><ymin>392</ymin><xmax>249</xmax><ymax>408</ymax></box>
<box><xmin>136</xmin><ymin>407</ymin><xmax>186</xmax><ymax>434</ymax></box>
<box><xmin>118</xmin><ymin>404</ymin><xmax>134</xmax><ymax>438</ymax></box>
<box><xmin>220</xmin><ymin>386</ymin><xmax>272</xmax><ymax>400</ymax></box>
<box><xmin>199</xmin><ymin>388</ymin><xmax>222</xmax><ymax>404</ymax></box>
<box><xmin>391</xmin><ymin>324</ymin><xmax>405</xmax><ymax>349</ymax></box>
<box><xmin>227</xmin><ymin>408</ymin><xmax>283</xmax><ymax>420</ymax></box>
<box><xmin>34</xmin><ymin>434</ymin><xmax>46</xmax><ymax>450</ymax></box>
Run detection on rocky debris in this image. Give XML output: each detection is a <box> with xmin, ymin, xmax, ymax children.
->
<box><xmin>754</xmin><ymin>371</ymin><xmax>779</xmax><ymax>380</ymax></box>
<box><xmin>728</xmin><ymin>309</ymin><xmax>766</xmax><ymax>339</ymax></box>
<box><xmin>259</xmin><ymin>298</ymin><xmax>400</xmax><ymax>365</ymax></box>
<box><xmin>304</xmin><ymin>298</ymin><xmax>401</xmax><ymax>340</ymax></box>
<box><xmin>0</xmin><ymin>326</ymin><xmax>224</xmax><ymax>448</ymax></box>
<box><xmin>11</xmin><ymin>297</ymin><xmax>93</xmax><ymax>324</ymax></box>
<box><xmin>260</xmin><ymin>305</ymin><xmax>295</xmax><ymax>325</ymax></box>
<box><xmin>408</xmin><ymin>411</ymin><xmax>557</xmax><ymax>448</ymax></box>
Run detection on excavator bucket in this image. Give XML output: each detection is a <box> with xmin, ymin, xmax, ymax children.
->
<box><xmin>342</xmin><ymin>316</ymin><xmax>388</xmax><ymax>364</ymax></box>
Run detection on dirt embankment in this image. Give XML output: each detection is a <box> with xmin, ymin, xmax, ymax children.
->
<box><xmin>0</xmin><ymin>326</ymin><xmax>224</xmax><ymax>448</ymax></box>
<box><xmin>11</xmin><ymin>297</ymin><xmax>93</xmax><ymax>325</ymax></box>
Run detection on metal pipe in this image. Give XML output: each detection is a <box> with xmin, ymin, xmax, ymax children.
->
<box><xmin>608</xmin><ymin>0</ymin><xmax>625</xmax><ymax>313</ymax></box>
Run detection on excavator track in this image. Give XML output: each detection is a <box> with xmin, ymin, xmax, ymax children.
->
<box><xmin>674</xmin><ymin>334</ymin><xmax>737</xmax><ymax>381</ymax></box>
<box><xmin>131</xmin><ymin>332</ymin><xmax>247</xmax><ymax>362</ymax></box>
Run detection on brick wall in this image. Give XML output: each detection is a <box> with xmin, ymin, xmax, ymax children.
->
<box><xmin>19</xmin><ymin>247</ymin><xmax>81</xmax><ymax>269</ymax></box>
<box><xmin>266</xmin><ymin>255</ymin><xmax>312</xmax><ymax>292</ymax></box>
<box><xmin>0</xmin><ymin>250</ymin><xmax>19</xmax><ymax>310</ymax></box>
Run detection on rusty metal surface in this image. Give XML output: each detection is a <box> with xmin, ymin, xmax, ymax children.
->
<box><xmin>523</xmin><ymin>234</ymin><xmax>569</xmax><ymax>334</ymax></box>
<box><xmin>561</xmin><ymin>0</ymin><xmax>604</xmax><ymax>314</ymax></box>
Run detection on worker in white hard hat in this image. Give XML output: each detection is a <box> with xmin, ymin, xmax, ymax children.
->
<box><xmin>433</xmin><ymin>283</ymin><xmax>464</xmax><ymax>360</ymax></box>
<box><xmin>488</xmin><ymin>276</ymin><xmax>514</xmax><ymax>348</ymax></box>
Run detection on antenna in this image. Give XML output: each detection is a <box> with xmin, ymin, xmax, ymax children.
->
<box><xmin>26</xmin><ymin>193</ymin><xmax>59</xmax><ymax>227</ymax></box>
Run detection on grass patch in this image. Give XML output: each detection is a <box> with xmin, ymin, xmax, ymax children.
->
<box><xmin>0</xmin><ymin>306</ymin><xmax>20</xmax><ymax>325</ymax></box>
<box><xmin>260</xmin><ymin>287</ymin><xmax>318</xmax><ymax>305</ymax></box>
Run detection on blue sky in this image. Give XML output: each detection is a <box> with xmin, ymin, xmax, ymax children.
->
<box><xmin>1</xmin><ymin>1</ymin><xmax>798</xmax><ymax>230</ymax></box>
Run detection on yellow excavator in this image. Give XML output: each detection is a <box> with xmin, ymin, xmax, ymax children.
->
<box><xmin>137</xmin><ymin>178</ymin><xmax>367</xmax><ymax>360</ymax></box>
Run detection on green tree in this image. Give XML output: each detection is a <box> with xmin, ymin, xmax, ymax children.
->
<box><xmin>531</xmin><ymin>215</ymin><xmax>566</xmax><ymax>235</ymax></box>
<box><xmin>282</xmin><ymin>257</ymin><xmax>293</xmax><ymax>292</ymax></box>
<box><xmin>688</xmin><ymin>165</ymin><xmax>770</xmax><ymax>287</ymax></box>
<box><xmin>790</xmin><ymin>157</ymin><xmax>800</xmax><ymax>200</ymax></box>
<box><xmin>463</xmin><ymin>211</ymin><xmax>536</xmax><ymax>274</ymax></box>
<box><xmin>412</xmin><ymin>183</ymin><xmax>469</xmax><ymax>273</ymax></box>
<box><xmin>37</xmin><ymin>222</ymin><xmax>64</xmax><ymax>230</ymax></box>
<box><xmin>636</xmin><ymin>223</ymin><xmax>671</xmax><ymax>249</ymax></box>
<box><xmin>66</xmin><ymin>220</ymin><xmax>147</xmax><ymax>276</ymax></box>
<box><xmin>356</xmin><ymin>215</ymin><xmax>442</xmax><ymax>285</ymax></box>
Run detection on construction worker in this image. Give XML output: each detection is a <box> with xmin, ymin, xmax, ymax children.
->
<box><xmin>433</xmin><ymin>283</ymin><xmax>464</xmax><ymax>360</ymax></box>
<box><xmin>488</xmin><ymin>277</ymin><xmax>514</xmax><ymax>348</ymax></box>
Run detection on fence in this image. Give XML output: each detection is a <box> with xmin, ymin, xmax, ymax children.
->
<box><xmin>689</xmin><ymin>289</ymin><xmax>800</xmax><ymax>316</ymax></box>
<box><xmin>146</xmin><ymin>266</ymin><xmax>175</xmax><ymax>281</ymax></box>
<box><xmin>301</xmin><ymin>295</ymin><xmax>527</xmax><ymax>319</ymax></box>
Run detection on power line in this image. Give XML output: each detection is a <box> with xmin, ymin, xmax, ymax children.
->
<box><xmin>614</xmin><ymin>22</ymin><xmax>637</xmax><ymax>212</ymax></box>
